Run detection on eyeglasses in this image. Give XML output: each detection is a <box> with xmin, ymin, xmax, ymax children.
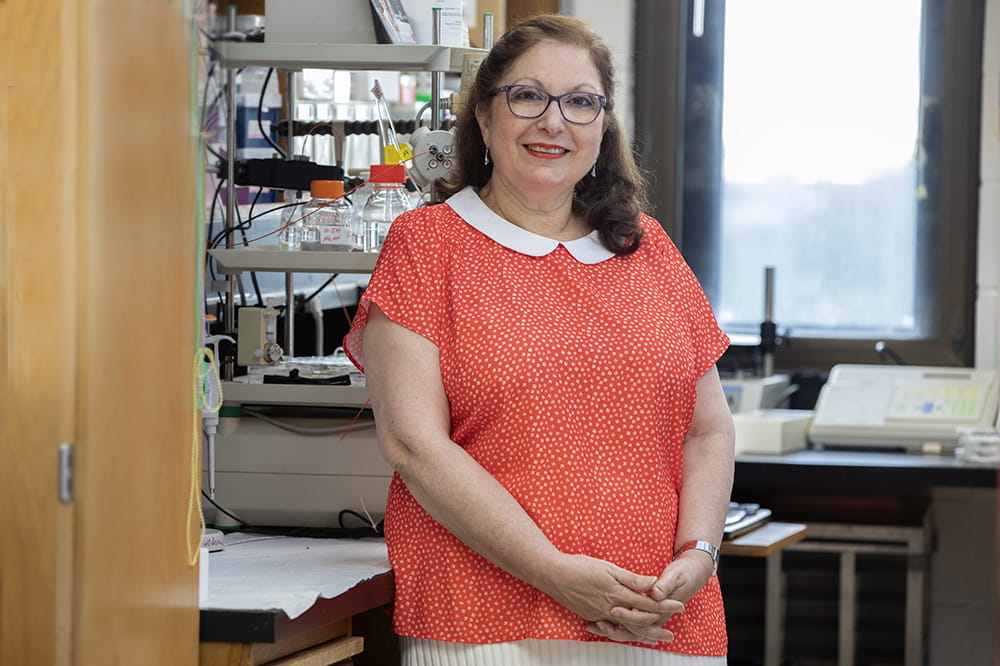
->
<box><xmin>490</xmin><ymin>84</ymin><xmax>606</xmax><ymax>125</ymax></box>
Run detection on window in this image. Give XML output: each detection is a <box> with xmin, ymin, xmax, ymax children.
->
<box><xmin>719</xmin><ymin>0</ymin><xmax>921</xmax><ymax>337</ymax></box>
<box><xmin>634</xmin><ymin>0</ymin><xmax>984</xmax><ymax>370</ymax></box>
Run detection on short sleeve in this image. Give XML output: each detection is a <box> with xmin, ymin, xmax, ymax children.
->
<box><xmin>342</xmin><ymin>207</ymin><xmax>450</xmax><ymax>372</ymax></box>
<box><xmin>642</xmin><ymin>216</ymin><xmax>730</xmax><ymax>378</ymax></box>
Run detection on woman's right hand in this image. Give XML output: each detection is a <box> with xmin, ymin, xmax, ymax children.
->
<box><xmin>542</xmin><ymin>553</ymin><xmax>685</xmax><ymax>645</ymax></box>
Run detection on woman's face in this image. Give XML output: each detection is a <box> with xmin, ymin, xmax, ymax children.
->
<box><xmin>477</xmin><ymin>39</ymin><xmax>606</xmax><ymax>202</ymax></box>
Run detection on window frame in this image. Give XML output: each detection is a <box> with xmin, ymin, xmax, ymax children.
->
<box><xmin>633</xmin><ymin>0</ymin><xmax>984</xmax><ymax>371</ymax></box>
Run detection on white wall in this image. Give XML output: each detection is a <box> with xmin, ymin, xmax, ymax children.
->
<box><xmin>559</xmin><ymin>0</ymin><xmax>634</xmax><ymax>138</ymax></box>
<box><xmin>978</xmin><ymin>0</ymin><xmax>1000</xmax><ymax>379</ymax></box>
<box><xmin>954</xmin><ymin>6</ymin><xmax>1000</xmax><ymax>666</ymax></box>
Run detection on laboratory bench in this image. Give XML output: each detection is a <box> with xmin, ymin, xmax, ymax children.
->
<box><xmin>732</xmin><ymin>447</ymin><xmax>995</xmax><ymax>526</ymax></box>
<box><xmin>729</xmin><ymin>447</ymin><xmax>997</xmax><ymax>666</ymax></box>
<box><xmin>735</xmin><ymin>447</ymin><xmax>997</xmax><ymax>491</ymax></box>
<box><xmin>198</xmin><ymin>535</ymin><xmax>395</xmax><ymax>666</ymax></box>
<box><xmin>197</xmin><ymin>450</ymin><xmax>996</xmax><ymax>666</ymax></box>
<box><xmin>199</xmin><ymin>573</ymin><xmax>393</xmax><ymax>665</ymax></box>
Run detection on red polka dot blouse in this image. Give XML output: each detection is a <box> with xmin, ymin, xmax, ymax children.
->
<box><xmin>344</xmin><ymin>187</ymin><xmax>730</xmax><ymax>656</ymax></box>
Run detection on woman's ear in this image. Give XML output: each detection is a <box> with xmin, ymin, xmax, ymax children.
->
<box><xmin>476</xmin><ymin>99</ymin><xmax>493</xmax><ymax>136</ymax></box>
<box><xmin>475</xmin><ymin>103</ymin><xmax>491</xmax><ymax>145</ymax></box>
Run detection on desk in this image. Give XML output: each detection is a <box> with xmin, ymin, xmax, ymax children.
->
<box><xmin>736</xmin><ymin>448</ymin><xmax>997</xmax><ymax>491</ymax></box>
<box><xmin>732</xmin><ymin>448</ymin><xmax>995</xmax><ymax>666</ymax></box>
<box><xmin>722</xmin><ymin>522</ymin><xmax>808</xmax><ymax>666</ymax></box>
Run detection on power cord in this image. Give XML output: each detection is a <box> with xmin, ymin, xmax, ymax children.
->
<box><xmin>258</xmin><ymin>68</ymin><xmax>286</xmax><ymax>158</ymax></box>
<box><xmin>241</xmin><ymin>406</ymin><xmax>376</xmax><ymax>436</ymax></box>
<box><xmin>201</xmin><ymin>490</ymin><xmax>384</xmax><ymax>538</ymax></box>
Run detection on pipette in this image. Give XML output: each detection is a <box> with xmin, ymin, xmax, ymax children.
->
<box><xmin>370</xmin><ymin>79</ymin><xmax>413</xmax><ymax>166</ymax></box>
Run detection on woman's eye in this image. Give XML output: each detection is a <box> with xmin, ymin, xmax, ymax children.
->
<box><xmin>511</xmin><ymin>87</ymin><xmax>544</xmax><ymax>102</ymax></box>
<box><xmin>565</xmin><ymin>94</ymin><xmax>597</xmax><ymax>109</ymax></box>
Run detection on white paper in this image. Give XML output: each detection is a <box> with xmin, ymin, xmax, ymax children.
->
<box><xmin>200</xmin><ymin>534</ymin><xmax>391</xmax><ymax>620</ymax></box>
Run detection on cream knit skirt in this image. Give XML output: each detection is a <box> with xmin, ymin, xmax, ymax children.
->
<box><xmin>400</xmin><ymin>637</ymin><xmax>728</xmax><ymax>666</ymax></box>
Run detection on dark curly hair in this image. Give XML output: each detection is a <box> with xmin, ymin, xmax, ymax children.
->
<box><xmin>438</xmin><ymin>14</ymin><xmax>648</xmax><ymax>254</ymax></box>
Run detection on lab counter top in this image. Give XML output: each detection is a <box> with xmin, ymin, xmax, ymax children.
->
<box><xmin>199</xmin><ymin>534</ymin><xmax>393</xmax><ymax>652</ymax></box>
<box><xmin>735</xmin><ymin>448</ymin><xmax>997</xmax><ymax>489</ymax></box>
<box><xmin>199</xmin><ymin>571</ymin><xmax>393</xmax><ymax>644</ymax></box>
<box><xmin>734</xmin><ymin>448</ymin><xmax>996</xmax><ymax>526</ymax></box>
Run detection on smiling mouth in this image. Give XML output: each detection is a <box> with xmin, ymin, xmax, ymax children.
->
<box><xmin>524</xmin><ymin>144</ymin><xmax>570</xmax><ymax>156</ymax></box>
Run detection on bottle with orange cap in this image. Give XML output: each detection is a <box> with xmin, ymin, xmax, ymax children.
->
<box><xmin>360</xmin><ymin>164</ymin><xmax>410</xmax><ymax>253</ymax></box>
<box><xmin>301</xmin><ymin>180</ymin><xmax>355</xmax><ymax>251</ymax></box>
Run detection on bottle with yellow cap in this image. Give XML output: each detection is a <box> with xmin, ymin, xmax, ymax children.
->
<box><xmin>301</xmin><ymin>180</ymin><xmax>354</xmax><ymax>251</ymax></box>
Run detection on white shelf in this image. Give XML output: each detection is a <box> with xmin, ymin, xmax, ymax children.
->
<box><xmin>209</xmin><ymin>246</ymin><xmax>378</xmax><ymax>274</ymax></box>
<box><xmin>215</xmin><ymin>41</ymin><xmax>486</xmax><ymax>72</ymax></box>
<box><xmin>222</xmin><ymin>381</ymin><xmax>370</xmax><ymax>408</ymax></box>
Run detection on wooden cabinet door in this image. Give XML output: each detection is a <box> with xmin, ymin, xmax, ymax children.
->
<box><xmin>1</xmin><ymin>1</ymin><xmax>201</xmax><ymax>664</ymax></box>
<box><xmin>506</xmin><ymin>0</ymin><xmax>560</xmax><ymax>25</ymax></box>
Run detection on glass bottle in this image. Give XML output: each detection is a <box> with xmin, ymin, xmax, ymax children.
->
<box><xmin>278</xmin><ymin>190</ymin><xmax>306</xmax><ymax>250</ymax></box>
<box><xmin>360</xmin><ymin>164</ymin><xmax>410</xmax><ymax>253</ymax></box>
<box><xmin>300</xmin><ymin>180</ymin><xmax>354</xmax><ymax>251</ymax></box>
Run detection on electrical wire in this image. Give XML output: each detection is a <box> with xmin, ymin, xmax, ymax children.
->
<box><xmin>201</xmin><ymin>489</ymin><xmax>251</xmax><ymax>527</ymax></box>
<box><xmin>339</xmin><ymin>509</ymin><xmax>378</xmax><ymax>529</ymax></box>
<box><xmin>301</xmin><ymin>273</ymin><xmax>339</xmax><ymax>306</ymax></box>
<box><xmin>208</xmin><ymin>199</ymin><xmax>304</xmax><ymax>249</ymax></box>
<box><xmin>247</xmin><ymin>185</ymin><xmax>263</xmax><ymax>224</ymax></box>
<box><xmin>200</xmin><ymin>59</ymin><xmax>224</xmax><ymax>161</ymax></box>
<box><xmin>242</xmin><ymin>524</ymin><xmax>384</xmax><ymax>539</ymax></box>
<box><xmin>258</xmin><ymin>68</ymin><xmax>286</xmax><ymax>158</ymax></box>
<box><xmin>201</xmin><ymin>489</ymin><xmax>384</xmax><ymax>538</ymax></box>
<box><xmin>231</xmin><ymin>200</ymin><xmax>264</xmax><ymax>306</ymax></box>
<box><xmin>206</xmin><ymin>174</ymin><xmax>225</xmax><ymax>249</ymax></box>
<box><xmin>415</xmin><ymin>101</ymin><xmax>433</xmax><ymax>126</ymax></box>
<box><xmin>204</xmin><ymin>175</ymin><xmax>228</xmax><ymax>311</ymax></box>
<box><xmin>241</xmin><ymin>406</ymin><xmax>376</xmax><ymax>436</ymax></box>
<box><xmin>233</xmin><ymin>180</ymin><xmax>365</xmax><ymax>247</ymax></box>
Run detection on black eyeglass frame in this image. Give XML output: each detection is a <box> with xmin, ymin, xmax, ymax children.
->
<box><xmin>489</xmin><ymin>84</ymin><xmax>607</xmax><ymax>125</ymax></box>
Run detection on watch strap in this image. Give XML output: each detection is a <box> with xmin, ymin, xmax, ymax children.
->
<box><xmin>673</xmin><ymin>539</ymin><xmax>720</xmax><ymax>576</ymax></box>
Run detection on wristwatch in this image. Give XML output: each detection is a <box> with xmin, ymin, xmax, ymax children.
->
<box><xmin>673</xmin><ymin>540</ymin><xmax>720</xmax><ymax>576</ymax></box>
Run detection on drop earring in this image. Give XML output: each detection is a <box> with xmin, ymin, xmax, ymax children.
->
<box><xmin>484</xmin><ymin>148</ymin><xmax>490</xmax><ymax>166</ymax></box>
<box><xmin>591</xmin><ymin>163</ymin><xmax>597</xmax><ymax>178</ymax></box>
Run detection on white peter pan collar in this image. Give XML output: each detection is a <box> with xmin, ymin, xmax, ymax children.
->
<box><xmin>445</xmin><ymin>186</ymin><xmax>615</xmax><ymax>264</ymax></box>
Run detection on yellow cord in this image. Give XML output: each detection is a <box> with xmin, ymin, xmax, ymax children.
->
<box><xmin>187</xmin><ymin>0</ymin><xmax>215</xmax><ymax>568</ymax></box>
<box><xmin>186</xmin><ymin>348</ymin><xmax>214</xmax><ymax>566</ymax></box>
<box><xmin>200</xmin><ymin>346</ymin><xmax>223</xmax><ymax>413</ymax></box>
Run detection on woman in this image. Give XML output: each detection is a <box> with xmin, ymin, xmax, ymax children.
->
<box><xmin>344</xmin><ymin>14</ymin><xmax>735</xmax><ymax>665</ymax></box>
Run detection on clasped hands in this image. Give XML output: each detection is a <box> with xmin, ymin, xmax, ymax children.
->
<box><xmin>547</xmin><ymin>552</ymin><xmax>714</xmax><ymax>646</ymax></box>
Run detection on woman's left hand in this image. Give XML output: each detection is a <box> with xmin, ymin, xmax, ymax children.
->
<box><xmin>584</xmin><ymin>551</ymin><xmax>714</xmax><ymax>644</ymax></box>
<box><xmin>583</xmin><ymin>598</ymin><xmax>683</xmax><ymax>646</ymax></box>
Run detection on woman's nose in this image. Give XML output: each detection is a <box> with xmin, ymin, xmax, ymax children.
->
<box><xmin>535</xmin><ymin>99</ymin><xmax>568</xmax><ymax>131</ymax></box>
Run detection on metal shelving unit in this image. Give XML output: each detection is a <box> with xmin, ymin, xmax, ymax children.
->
<box><xmin>209</xmin><ymin>247</ymin><xmax>379</xmax><ymax>275</ymax></box>
<box><xmin>210</xmin><ymin>249</ymin><xmax>377</xmax><ymax>408</ymax></box>
<box><xmin>213</xmin><ymin>38</ymin><xmax>484</xmax><ymax>347</ymax></box>
<box><xmin>214</xmin><ymin>41</ymin><xmax>485</xmax><ymax>72</ymax></box>
<box><xmin>212</xmin><ymin>37</ymin><xmax>485</xmax><ymax>398</ymax></box>
<box><xmin>220</xmin><ymin>381</ymin><xmax>370</xmax><ymax>408</ymax></box>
